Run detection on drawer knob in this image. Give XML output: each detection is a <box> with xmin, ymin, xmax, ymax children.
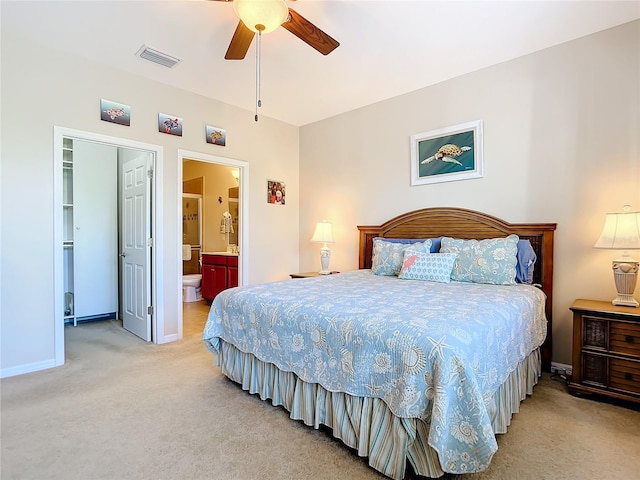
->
<box><xmin>625</xmin><ymin>372</ymin><xmax>633</xmax><ymax>381</ymax></box>
<box><xmin>625</xmin><ymin>335</ymin><xmax>635</xmax><ymax>343</ymax></box>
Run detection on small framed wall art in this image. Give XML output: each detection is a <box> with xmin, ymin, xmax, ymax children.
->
<box><xmin>158</xmin><ymin>113</ymin><xmax>183</xmax><ymax>136</ymax></box>
<box><xmin>267</xmin><ymin>180</ymin><xmax>285</xmax><ymax>205</ymax></box>
<box><xmin>100</xmin><ymin>99</ymin><xmax>131</xmax><ymax>126</ymax></box>
<box><xmin>206</xmin><ymin>125</ymin><xmax>226</xmax><ymax>146</ymax></box>
<box><xmin>410</xmin><ymin>120</ymin><xmax>483</xmax><ymax>186</ymax></box>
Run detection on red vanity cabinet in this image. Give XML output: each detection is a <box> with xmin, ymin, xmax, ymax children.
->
<box><xmin>201</xmin><ymin>254</ymin><xmax>238</xmax><ymax>301</ymax></box>
<box><xmin>227</xmin><ymin>255</ymin><xmax>238</xmax><ymax>291</ymax></box>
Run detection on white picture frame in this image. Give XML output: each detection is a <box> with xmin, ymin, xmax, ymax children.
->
<box><xmin>410</xmin><ymin>120</ymin><xmax>483</xmax><ymax>186</ymax></box>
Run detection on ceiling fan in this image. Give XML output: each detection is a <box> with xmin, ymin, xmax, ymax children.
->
<box><xmin>213</xmin><ymin>0</ymin><xmax>340</xmax><ymax>60</ymax></box>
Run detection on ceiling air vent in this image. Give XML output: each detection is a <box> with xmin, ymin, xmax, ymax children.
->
<box><xmin>136</xmin><ymin>45</ymin><xmax>182</xmax><ymax>68</ymax></box>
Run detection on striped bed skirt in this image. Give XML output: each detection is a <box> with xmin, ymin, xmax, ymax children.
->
<box><xmin>213</xmin><ymin>340</ymin><xmax>541</xmax><ymax>479</ymax></box>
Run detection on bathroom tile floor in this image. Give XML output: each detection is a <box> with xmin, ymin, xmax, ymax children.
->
<box><xmin>182</xmin><ymin>299</ymin><xmax>211</xmax><ymax>338</ymax></box>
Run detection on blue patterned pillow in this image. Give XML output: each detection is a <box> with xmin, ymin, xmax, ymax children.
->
<box><xmin>440</xmin><ymin>235</ymin><xmax>519</xmax><ymax>285</ymax></box>
<box><xmin>373</xmin><ymin>237</ymin><xmax>442</xmax><ymax>253</ymax></box>
<box><xmin>398</xmin><ymin>251</ymin><xmax>457</xmax><ymax>283</ymax></box>
<box><xmin>371</xmin><ymin>238</ymin><xmax>432</xmax><ymax>276</ymax></box>
<box><xmin>516</xmin><ymin>239</ymin><xmax>537</xmax><ymax>284</ymax></box>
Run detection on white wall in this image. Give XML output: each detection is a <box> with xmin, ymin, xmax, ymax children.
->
<box><xmin>298</xmin><ymin>20</ymin><xmax>640</xmax><ymax>366</ymax></box>
<box><xmin>0</xmin><ymin>33</ymin><xmax>300</xmax><ymax>376</ymax></box>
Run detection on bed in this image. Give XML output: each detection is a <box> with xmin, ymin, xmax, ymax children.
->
<box><xmin>203</xmin><ymin>207</ymin><xmax>556</xmax><ymax>479</ymax></box>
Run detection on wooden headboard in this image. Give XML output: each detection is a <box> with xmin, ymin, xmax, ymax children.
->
<box><xmin>357</xmin><ymin>207</ymin><xmax>557</xmax><ymax>371</ymax></box>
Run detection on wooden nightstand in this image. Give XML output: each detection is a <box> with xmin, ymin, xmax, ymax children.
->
<box><xmin>569</xmin><ymin>299</ymin><xmax>640</xmax><ymax>404</ymax></box>
<box><xmin>289</xmin><ymin>271</ymin><xmax>339</xmax><ymax>279</ymax></box>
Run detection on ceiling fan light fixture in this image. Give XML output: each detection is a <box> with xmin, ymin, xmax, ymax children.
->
<box><xmin>233</xmin><ymin>0</ymin><xmax>289</xmax><ymax>34</ymax></box>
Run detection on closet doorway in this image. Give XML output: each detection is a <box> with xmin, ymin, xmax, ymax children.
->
<box><xmin>53</xmin><ymin>127</ymin><xmax>164</xmax><ymax>367</ymax></box>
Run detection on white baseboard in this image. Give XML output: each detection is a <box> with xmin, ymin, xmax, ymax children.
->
<box><xmin>157</xmin><ymin>333</ymin><xmax>179</xmax><ymax>344</ymax></box>
<box><xmin>1</xmin><ymin>358</ymin><xmax>58</xmax><ymax>379</ymax></box>
<box><xmin>551</xmin><ymin>361</ymin><xmax>572</xmax><ymax>376</ymax></box>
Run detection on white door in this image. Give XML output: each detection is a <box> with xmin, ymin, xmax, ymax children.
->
<box><xmin>121</xmin><ymin>154</ymin><xmax>152</xmax><ymax>341</ymax></box>
<box><xmin>73</xmin><ymin>141</ymin><xmax>118</xmax><ymax>318</ymax></box>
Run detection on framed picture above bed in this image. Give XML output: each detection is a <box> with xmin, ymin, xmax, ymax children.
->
<box><xmin>410</xmin><ymin>119</ymin><xmax>483</xmax><ymax>186</ymax></box>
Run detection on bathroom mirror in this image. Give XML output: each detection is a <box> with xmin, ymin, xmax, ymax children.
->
<box><xmin>228</xmin><ymin>186</ymin><xmax>239</xmax><ymax>247</ymax></box>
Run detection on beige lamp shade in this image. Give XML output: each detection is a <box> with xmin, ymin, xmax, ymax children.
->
<box><xmin>594</xmin><ymin>208</ymin><xmax>640</xmax><ymax>250</ymax></box>
<box><xmin>594</xmin><ymin>206</ymin><xmax>640</xmax><ymax>307</ymax></box>
<box><xmin>233</xmin><ymin>0</ymin><xmax>289</xmax><ymax>33</ymax></box>
<box><xmin>311</xmin><ymin>221</ymin><xmax>335</xmax><ymax>244</ymax></box>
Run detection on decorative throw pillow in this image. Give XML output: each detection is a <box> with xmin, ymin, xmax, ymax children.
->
<box><xmin>371</xmin><ymin>238</ymin><xmax>432</xmax><ymax>276</ymax></box>
<box><xmin>440</xmin><ymin>235</ymin><xmax>519</xmax><ymax>285</ymax></box>
<box><xmin>515</xmin><ymin>239</ymin><xmax>537</xmax><ymax>284</ymax></box>
<box><xmin>398</xmin><ymin>251</ymin><xmax>457</xmax><ymax>283</ymax></box>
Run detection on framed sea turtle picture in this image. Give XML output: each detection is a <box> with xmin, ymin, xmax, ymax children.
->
<box><xmin>410</xmin><ymin>120</ymin><xmax>483</xmax><ymax>186</ymax></box>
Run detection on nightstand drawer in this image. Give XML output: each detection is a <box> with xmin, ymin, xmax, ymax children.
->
<box><xmin>610</xmin><ymin>358</ymin><xmax>640</xmax><ymax>395</ymax></box>
<box><xmin>611</xmin><ymin>322</ymin><xmax>640</xmax><ymax>357</ymax></box>
<box><xmin>583</xmin><ymin>316</ymin><xmax>608</xmax><ymax>350</ymax></box>
<box><xmin>581</xmin><ymin>352</ymin><xmax>607</xmax><ymax>386</ymax></box>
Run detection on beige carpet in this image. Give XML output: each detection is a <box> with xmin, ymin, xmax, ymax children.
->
<box><xmin>2</xmin><ymin>301</ymin><xmax>639</xmax><ymax>480</ymax></box>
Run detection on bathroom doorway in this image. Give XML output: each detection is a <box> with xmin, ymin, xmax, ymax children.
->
<box><xmin>177</xmin><ymin>149</ymin><xmax>248</xmax><ymax>331</ymax></box>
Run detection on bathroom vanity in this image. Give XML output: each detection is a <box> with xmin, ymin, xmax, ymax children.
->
<box><xmin>201</xmin><ymin>252</ymin><xmax>238</xmax><ymax>301</ymax></box>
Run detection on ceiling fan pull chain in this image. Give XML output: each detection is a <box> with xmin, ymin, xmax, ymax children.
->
<box><xmin>255</xmin><ymin>30</ymin><xmax>262</xmax><ymax>122</ymax></box>
<box><xmin>258</xmin><ymin>30</ymin><xmax>262</xmax><ymax>109</ymax></box>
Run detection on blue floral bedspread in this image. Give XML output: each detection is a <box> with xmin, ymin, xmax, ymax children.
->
<box><xmin>203</xmin><ymin>269</ymin><xmax>547</xmax><ymax>472</ymax></box>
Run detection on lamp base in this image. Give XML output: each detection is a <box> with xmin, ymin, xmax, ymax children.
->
<box><xmin>318</xmin><ymin>245</ymin><xmax>331</xmax><ymax>275</ymax></box>
<box><xmin>610</xmin><ymin>260</ymin><xmax>639</xmax><ymax>308</ymax></box>
<box><xmin>612</xmin><ymin>295</ymin><xmax>639</xmax><ymax>308</ymax></box>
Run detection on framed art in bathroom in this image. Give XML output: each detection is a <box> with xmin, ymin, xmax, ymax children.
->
<box><xmin>410</xmin><ymin>120</ymin><xmax>483</xmax><ymax>186</ymax></box>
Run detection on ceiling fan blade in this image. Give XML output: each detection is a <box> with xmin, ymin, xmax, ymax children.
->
<box><xmin>282</xmin><ymin>8</ymin><xmax>339</xmax><ymax>56</ymax></box>
<box><xmin>210</xmin><ymin>0</ymin><xmax>297</xmax><ymax>2</ymax></box>
<box><xmin>225</xmin><ymin>20</ymin><xmax>255</xmax><ymax>60</ymax></box>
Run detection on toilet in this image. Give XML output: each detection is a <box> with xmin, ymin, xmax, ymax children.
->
<box><xmin>182</xmin><ymin>245</ymin><xmax>202</xmax><ymax>302</ymax></box>
<box><xmin>183</xmin><ymin>274</ymin><xmax>202</xmax><ymax>302</ymax></box>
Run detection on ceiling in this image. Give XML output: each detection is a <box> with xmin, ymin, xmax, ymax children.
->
<box><xmin>2</xmin><ymin>1</ymin><xmax>639</xmax><ymax>126</ymax></box>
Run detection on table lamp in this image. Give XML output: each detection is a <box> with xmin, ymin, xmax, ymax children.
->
<box><xmin>311</xmin><ymin>220</ymin><xmax>335</xmax><ymax>275</ymax></box>
<box><xmin>594</xmin><ymin>205</ymin><xmax>640</xmax><ymax>307</ymax></box>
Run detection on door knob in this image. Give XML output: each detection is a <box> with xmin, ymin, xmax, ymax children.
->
<box><xmin>120</xmin><ymin>252</ymin><xmax>127</xmax><ymax>258</ymax></box>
